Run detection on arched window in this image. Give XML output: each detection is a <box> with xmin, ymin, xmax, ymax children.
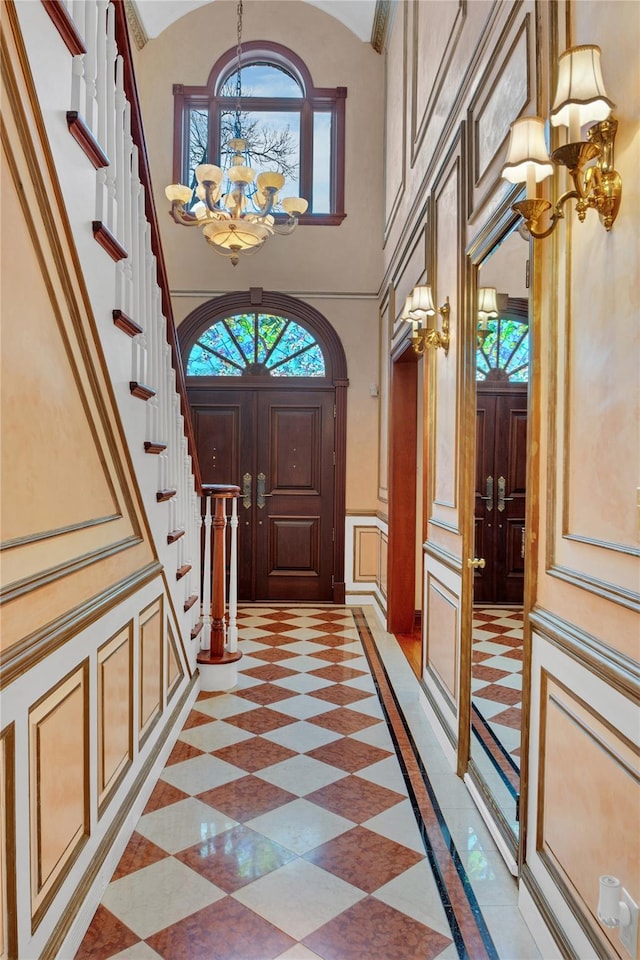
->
<box><xmin>476</xmin><ymin>298</ymin><xmax>529</xmax><ymax>382</ymax></box>
<box><xmin>186</xmin><ymin>313</ymin><xmax>326</xmax><ymax>377</ymax></box>
<box><xmin>172</xmin><ymin>42</ymin><xmax>346</xmax><ymax>224</ymax></box>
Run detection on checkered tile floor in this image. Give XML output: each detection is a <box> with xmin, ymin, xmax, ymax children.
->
<box><xmin>472</xmin><ymin>607</ymin><xmax>523</xmax><ymax>771</ymax></box>
<box><xmin>74</xmin><ymin>606</ymin><xmax>540</xmax><ymax>960</ymax></box>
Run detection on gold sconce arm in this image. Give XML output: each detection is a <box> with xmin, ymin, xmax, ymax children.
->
<box><xmin>512</xmin><ymin>118</ymin><xmax>622</xmax><ymax>239</ymax></box>
<box><xmin>408</xmin><ymin>295</ymin><xmax>451</xmax><ymax>356</ymax></box>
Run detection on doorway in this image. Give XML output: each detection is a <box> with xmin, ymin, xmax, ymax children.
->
<box><xmin>178</xmin><ymin>291</ymin><xmax>348</xmax><ymax>604</ymax></box>
<box><xmin>192</xmin><ymin>386</ymin><xmax>335</xmax><ymax>601</ymax></box>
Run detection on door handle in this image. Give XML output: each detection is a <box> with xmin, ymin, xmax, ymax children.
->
<box><xmin>467</xmin><ymin>557</ymin><xmax>486</xmax><ymax>569</ymax></box>
<box><xmin>257</xmin><ymin>472</ymin><xmax>273</xmax><ymax>510</ymax></box>
<box><xmin>497</xmin><ymin>475</ymin><xmax>514</xmax><ymax>512</ymax></box>
<box><xmin>242</xmin><ymin>472</ymin><xmax>252</xmax><ymax>509</ymax></box>
<box><xmin>521</xmin><ymin>526</ymin><xmax>526</xmax><ymax>559</ymax></box>
<box><xmin>480</xmin><ymin>475</ymin><xmax>494</xmax><ymax>511</ymax></box>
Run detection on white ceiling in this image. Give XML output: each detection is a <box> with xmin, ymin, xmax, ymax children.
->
<box><xmin>132</xmin><ymin>0</ymin><xmax>378</xmax><ymax>43</ymax></box>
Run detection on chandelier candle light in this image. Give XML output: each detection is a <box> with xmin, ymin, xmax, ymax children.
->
<box><xmin>165</xmin><ymin>1</ymin><xmax>308</xmax><ymax>265</ymax></box>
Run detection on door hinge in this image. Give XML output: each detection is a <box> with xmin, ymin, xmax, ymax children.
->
<box><xmin>333</xmin><ymin>404</ymin><xmax>336</xmax><ymax>419</ymax></box>
<box><xmin>332</xmin><ymin>528</ymin><xmax>335</xmax><ymax>542</ymax></box>
<box><xmin>333</xmin><ymin>450</ymin><xmax>336</xmax><ymax>466</ymax></box>
<box><xmin>331</xmin><ymin>575</ymin><xmax>335</xmax><ymax>587</ymax></box>
<box><xmin>515</xmin><ymin>794</ymin><xmax>520</xmax><ymax>822</ymax></box>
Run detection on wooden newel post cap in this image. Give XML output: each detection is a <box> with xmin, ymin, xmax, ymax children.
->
<box><xmin>200</xmin><ymin>484</ymin><xmax>241</xmax><ymax>498</ymax></box>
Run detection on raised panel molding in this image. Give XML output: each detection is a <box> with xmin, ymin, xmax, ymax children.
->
<box><xmin>0</xmin><ymin>724</ymin><xmax>17</xmax><ymax>960</ymax></box>
<box><xmin>97</xmin><ymin>625</ymin><xmax>133</xmax><ymax>816</ymax></box>
<box><xmin>138</xmin><ymin>598</ymin><xmax>163</xmax><ymax>746</ymax></box>
<box><xmin>269</xmin><ymin>518</ymin><xmax>320</xmax><ymax>575</ymax></box>
<box><xmin>411</xmin><ymin>0</ymin><xmax>466</xmax><ymax>161</ymax></box>
<box><xmin>425</xmin><ymin>573</ymin><xmax>459</xmax><ymax>704</ymax></box>
<box><xmin>467</xmin><ymin>10</ymin><xmax>535</xmax><ymax>221</ymax></box>
<box><xmin>354</xmin><ymin>526</ymin><xmax>380</xmax><ymax>582</ymax></box>
<box><xmin>538</xmin><ymin>672</ymin><xmax>640</xmax><ymax>959</ymax></box>
<box><xmin>29</xmin><ymin>663</ymin><xmax>89</xmax><ymax>930</ymax></box>
<box><xmin>378</xmin><ymin>284</ymin><xmax>394</xmax><ymax>502</ymax></box>
<box><xmin>383</xmin><ymin>1</ymin><xmax>406</xmax><ymax>238</ymax></box>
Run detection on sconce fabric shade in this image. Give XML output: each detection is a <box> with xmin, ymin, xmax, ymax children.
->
<box><xmin>550</xmin><ymin>45</ymin><xmax>615</xmax><ymax>128</ymax></box>
<box><xmin>409</xmin><ymin>285</ymin><xmax>436</xmax><ymax>318</ymax></box>
<box><xmin>502</xmin><ymin>117</ymin><xmax>554</xmax><ymax>184</ymax></box>
<box><xmin>477</xmin><ymin>287</ymin><xmax>499</xmax><ymax>317</ymax></box>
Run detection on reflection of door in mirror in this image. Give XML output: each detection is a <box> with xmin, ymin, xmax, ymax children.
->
<box><xmin>470</xmin><ymin>229</ymin><xmax>529</xmax><ymax>848</ymax></box>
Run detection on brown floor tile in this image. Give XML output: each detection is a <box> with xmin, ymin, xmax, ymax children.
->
<box><xmin>165</xmin><ymin>740</ymin><xmax>205</xmax><ymax>766</ymax></box>
<box><xmin>307</xmin><ymin>632</ymin><xmax>360</xmax><ymax>647</ymax></box>
<box><xmin>241</xmin><ymin>663</ymin><xmax>298</xmax><ymax>681</ymax></box>
<box><xmin>146</xmin><ymin>897</ymin><xmax>296</xmax><ymax>960</ymax></box>
<box><xmin>503</xmin><ymin>647</ymin><xmax>524</xmax><ymax>661</ymax></box>
<box><xmin>311</xmin><ymin>621</ymin><xmax>354</xmax><ymax>634</ymax></box>
<box><xmin>471</xmin><ymin>664</ymin><xmax>510</xmax><ymax>683</ymax></box>
<box><xmin>489</xmin><ymin>705</ymin><xmax>523</xmax><ymax>728</ymax></box>
<box><xmin>308</xmin><ymin>684</ymin><xmax>372</xmax><ymax>706</ymax></box>
<box><xmin>73</xmin><ymin>905</ymin><xmax>138</xmax><ymax>960</ymax></box>
<box><xmin>304</xmin><ymin>826</ymin><xmax>423</xmax><ymax>892</ymax></box>
<box><xmin>236</xmin><ymin>683</ymin><xmax>299</xmax><ymax>706</ymax></box>
<box><xmin>305</xmin><ymin>775</ymin><xmax>403</xmax><ymax>822</ymax></box>
<box><xmin>307</xmin><ymin>706</ymin><xmax>380</xmax><ymax>735</ymax></box>
<box><xmin>474</xmin><ymin>683</ymin><xmax>521</xmax><ymax>706</ymax></box>
<box><xmin>308</xmin><ymin>648</ymin><xmax>361</xmax><ymax>663</ymax></box>
<box><xmin>224</xmin><ymin>707</ymin><xmax>298</xmax><ymax>734</ymax></box>
<box><xmin>255</xmin><ymin>622</ymin><xmax>300</xmax><ymax>635</ymax></box>
<box><xmin>112</xmin><ymin>831</ymin><xmax>169</xmax><ymax>880</ymax></box>
<box><xmin>197</xmin><ymin>689</ymin><xmax>226</xmax><ymax>701</ymax></box>
<box><xmin>308</xmin><ymin>664</ymin><xmax>367</xmax><ymax>683</ymax></box>
<box><xmin>182</xmin><ymin>709</ymin><xmax>216</xmax><ymax>730</ymax></box>
<box><xmin>212</xmin><ymin>736</ymin><xmax>297</xmax><ymax>772</ymax></box>
<box><xmin>474</xmin><ymin>623</ymin><xmax>513</xmax><ymax>635</ymax></box>
<box><xmin>248</xmin><ymin>646</ymin><xmax>298</xmax><ymax>663</ymax></box>
<box><xmin>198</xmin><ymin>774</ymin><xmax>297</xmax><ymax>821</ymax></box>
<box><xmin>303</xmin><ymin>896</ymin><xmax>452</xmax><ymax>960</ymax></box>
<box><xmin>472</xmin><ymin>650</ymin><xmax>493</xmax><ymax>663</ymax></box>
<box><xmin>143</xmin><ymin>779</ymin><xmax>189</xmax><ymax>814</ymax></box>
<box><xmin>309</xmin><ymin>611</ymin><xmax>352</xmax><ymax>621</ymax></box>
<box><xmin>175</xmin><ymin>824</ymin><xmax>296</xmax><ymax>893</ymax></box>
<box><xmin>305</xmin><ymin>737</ymin><xmax>391</xmax><ymax>773</ymax></box>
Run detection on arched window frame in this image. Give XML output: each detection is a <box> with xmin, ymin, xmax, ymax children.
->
<box><xmin>172</xmin><ymin>41</ymin><xmax>347</xmax><ymax>226</ymax></box>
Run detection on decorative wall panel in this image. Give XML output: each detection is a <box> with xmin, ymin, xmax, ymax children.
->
<box><xmin>29</xmin><ymin>663</ymin><xmax>89</xmax><ymax>927</ymax></box>
<box><xmin>0</xmin><ymin>725</ymin><xmax>16</xmax><ymax>960</ymax></box>
<box><xmin>379</xmin><ymin>532</ymin><xmax>388</xmax><ymax>599</ymax></box>
<box><xmin>97</xmin><ymin>626</ymin><xmax>133</xmax><ymax>814</ymax></box>
<box><xmin>412</xmin><ymin>0</ymin><xmax>465</xmax><ymax>158</ymax></box>
<box><xmin>354</xmin><ymin>527</ymin><xmax>380</xmax><ymax>582</ymax></box>
<box><xmin>468</xmin><ymin>11</ymin><xmax>534</xmax><ymax>220</ymax></box>
<box><xmin>383</xmin><ymin>2</ymin><xmax>406</xmax><ymax>236</ymax></box>
<box><xmin>166</xmin><ymin>622</ymin><xmax>183</xmax><ymax>701</ymax></box>
<box><xmin>425</xmin><ymin>574</ymin><xmax>459</xmax><ymax>703</ymax></box>
<box><xmin>378</xmin><ymin>286</ymin><xmax>393</xmax><ymax>502</ymax></box>
<box><xmin>138</xmin><ymin>599</ymin><xmax>163</xmax><ymax>745</ymax></box>
<box><xmin>539</xmin><ymin>673</ymin><xmax>640</xmax><ymax>956</ymax></box>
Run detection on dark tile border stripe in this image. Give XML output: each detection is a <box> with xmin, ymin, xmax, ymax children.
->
<box><xmin>352</xmin><ymin>608</ymin><xmax>501</xmax><ymax>960</ymax></box>
<box><xmin>471</xmin><ymin>703</ymin><xmax>520</xmax><ymax>798</ymax></box>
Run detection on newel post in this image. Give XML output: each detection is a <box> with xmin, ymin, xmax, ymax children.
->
<box><xmin>198</xmin><ymin>484</ymin><xmax>242</xmax><ymax>691</ymax></box>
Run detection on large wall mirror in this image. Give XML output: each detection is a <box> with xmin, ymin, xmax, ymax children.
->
<box><xmin>467</xmin><ymin>219</ymin><xmax>530</xmax><ymax>865</ymax></box>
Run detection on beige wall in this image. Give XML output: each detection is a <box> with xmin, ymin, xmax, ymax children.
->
<box><xmin>379</xmin><ymin>0</ymin><xmax>639</xmax><ymax>956</ymax></box>
<box><xmin>134</xmin><ymin>1</ymin><xmax>385</xmax><ymax>514</ymax></box>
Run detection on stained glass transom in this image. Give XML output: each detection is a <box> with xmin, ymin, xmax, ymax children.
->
<box><xmin>476</xmin><ymin>316</ymin><xmax>529</xmax><ymax>382</ymax></box>
<box><xmin>186</xmin><ymin>313</ymin><xmax>326</xmax><ymax>377</ymax></box>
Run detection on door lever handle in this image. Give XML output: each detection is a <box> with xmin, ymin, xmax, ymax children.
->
<box><xmin>480</xmin><ymin>475</ymin><xmax>493</xmax><ymax>511</ymax></box>
<box><xmin>257</xmin><ymin>472</ymin><xmax>272</xmax><ymax>509</ymax></box>
<box><xmin>242</xmin><ymin>472</ymin><xmax>252</xmax><ymax>509</ymax></box>
<box><xmin>467</xmin><ymin>558</ymin><xmax>486</xmax><ymax>569</ymax></box>
<box><xmin>497</xmin><ymin>476</ymin><xmax>514</xmax><ymax>512</ymax></box>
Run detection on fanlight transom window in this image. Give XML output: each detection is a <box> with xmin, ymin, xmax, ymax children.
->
<box><xmin>476</xmin><ymin>300</ymin><xmax>529</xmax><ymax>382</ymax></box>
<box><xmin>186</xmin><ymin>313</ymin><xmax>326</xmax><ymax>377</ymax></box>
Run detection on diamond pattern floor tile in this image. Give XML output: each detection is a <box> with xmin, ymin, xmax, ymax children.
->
<box><xmin>78</xmin><ymin>605</ymin><xmax>531</xmax><ymax>960</ymax></box>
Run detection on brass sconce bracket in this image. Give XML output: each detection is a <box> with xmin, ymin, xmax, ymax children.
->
<box><xmin>411</xmin><ymin>297</ymin><xmax>450</xmax><ymax>356</ymax></box>
<box><xmin>513</xmin><ymin>116</ymin><xmax>622</xmax><ymax>239</ymax></box>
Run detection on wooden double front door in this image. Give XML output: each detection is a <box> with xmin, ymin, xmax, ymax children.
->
<box><xmin>474</xmin><ymin>383</ymin><xmax>528</xmax><ymax>604</ymax></box>
<box><xmin>191</xmin><ymin>386</ymin><xmax>336</xmax><ymax>602</ymax></box>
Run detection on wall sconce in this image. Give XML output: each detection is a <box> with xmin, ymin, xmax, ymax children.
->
<box><xmin>477</xmin><ymin>286</ymin><xmax>498</xmax><ymax>346</ymax></box>
<box><xmin>502</xmin><ymin>45</ymin><xmax>622</xmax><ymax>238</ymax></box>
<box><xmin>401</xmin><ymin>285</ymin><xmax>450</xmax><ymax>356</ymax></box>
<box><xmin>597</xmin><ymin>876</ymin><xmax>638</xmax><ymax>956</ymax></box>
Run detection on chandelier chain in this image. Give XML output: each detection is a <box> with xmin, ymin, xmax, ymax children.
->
<box><xmin>234</xmin><ymin>0</ymin><xmax>243</xmax><ymax>139</ymax></box>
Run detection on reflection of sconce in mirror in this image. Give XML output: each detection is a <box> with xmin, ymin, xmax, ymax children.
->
<box><xmin>477</xmin><ymin>287</ymin><xmax>499</xmax><ymax>347</ymax></box>
<box><xmin>401</xmin><ymin>285</ymin><xmax>450</xmax><ymax>356</ymax></box>
<box><xmin>597</xmin><ymin>876</ymin><xmax>639</xmax><ymax>956</ymax></box>
<box><xmin>502</xmin><ymin>45</ymin><xmax>622</xmax><ymax>239</ymax></box>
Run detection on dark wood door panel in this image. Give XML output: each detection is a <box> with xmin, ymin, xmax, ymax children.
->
<box><xmin>269</xmin><ymin>406</ymin><xmax>322</xmax><ymax>492</ymax></box>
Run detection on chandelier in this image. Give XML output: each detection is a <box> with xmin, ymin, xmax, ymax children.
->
<box><xmin>164</xmin><ymin>1</ymin><xmax>307</xmax><ymax>266</ymax></box>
